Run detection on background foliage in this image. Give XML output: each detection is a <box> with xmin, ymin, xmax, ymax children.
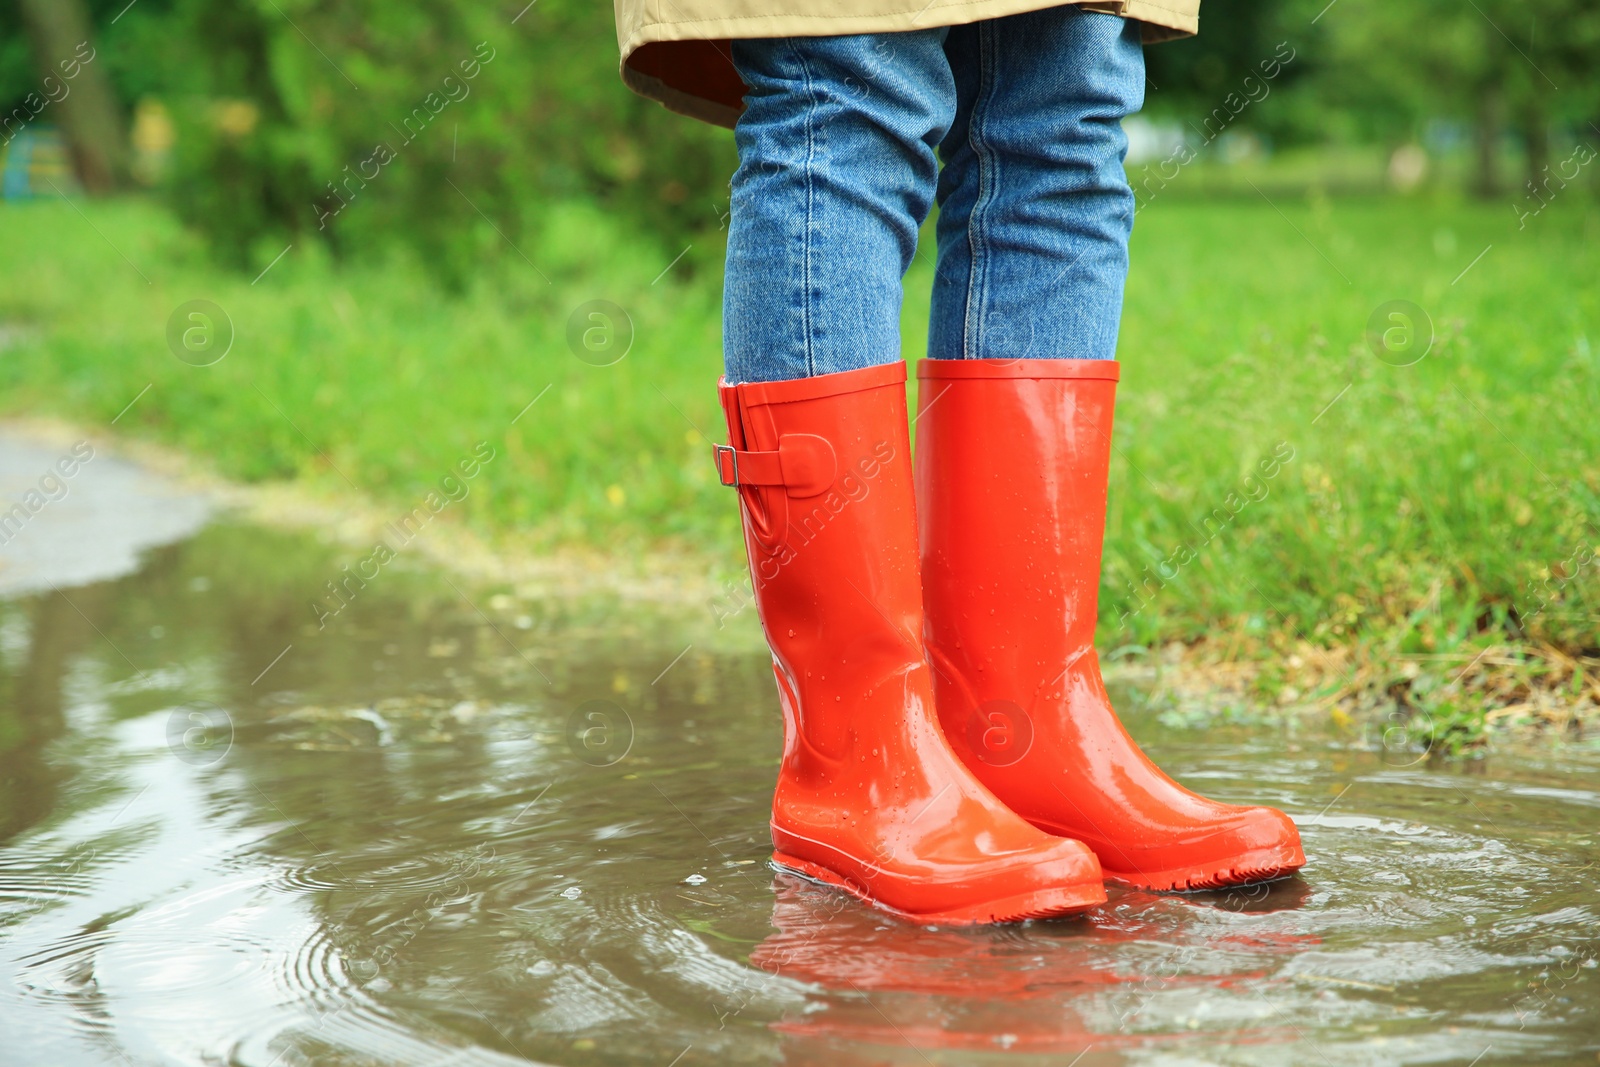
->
<box><xmin>3</xmin><ymin>0</ymin><xmax>735</xmax><ymax>281</ymax></box>
<box><xmin>4</xmin><ymin>0</ymin><xmax>1598</xmax><ymax>278</ymax></box>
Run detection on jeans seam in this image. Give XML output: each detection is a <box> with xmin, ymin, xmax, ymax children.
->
<box><xmin>788</xmin><ymin>38</ymin><xmax>819</xmax><ymax>378</ymax></box>
<box><xmin>962</xmin><ymin>21</ymin><xmax>999</xmax><ymax>361</ymax></box>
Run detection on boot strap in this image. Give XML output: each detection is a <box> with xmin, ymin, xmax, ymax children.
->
<box><xmin>713</xmin><ymin>434</ymin><xmax>835</xmax><ymax>497</ymax></box>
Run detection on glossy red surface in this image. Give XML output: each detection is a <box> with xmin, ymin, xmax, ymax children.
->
<box><xmin>914</xmin><ymin>358</ymin><xmax>1305</xmax><ymax>890</ymax></box>
<box><xmin>717</xmin><ymin>361</ymin><xmax>1105</xmax><ymax>922</ymax></box>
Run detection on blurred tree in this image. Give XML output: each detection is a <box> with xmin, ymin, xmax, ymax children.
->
<box><xmin>12</xmin><ymin>0</ymin><xmax>127</xmax><ymax>192</ymax></box>
<box><xmin>1133</xmin><ymin>0</ymin><xmax>1600</xmax><ymax>198</ymax></box>
<box><xmin>1139</xmin><ymin>0</ymin><xmax>1329</xmax><ymax>153</ymax></box>
<box><xmin>1307</xmin><ymin>0</ymin><xmax>1600</xmax><ymax>194</ymax></box>
<box><xmin>6</xmin><ymin>0</ymin><xmax>734</xmax><ymax>280</ymax></box>
<box><xmin>1143</xmin><ymin>0</ymin><xmax>1302</xmax><ymax>113</ymax></box>
<box><xmin>149</xmin><ymin>0</ymin><xmax>731</xmax><ymax>279</ymax></box>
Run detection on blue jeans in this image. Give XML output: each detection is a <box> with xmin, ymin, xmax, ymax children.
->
<box><xmin>723</xmin><ymin>7</ymin><xmax>1144</xmax><ymax>384</ymax></box>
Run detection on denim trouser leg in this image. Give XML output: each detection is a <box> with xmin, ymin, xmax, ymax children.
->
<box><xmin>723</xmin><ymin>8</ymin><xmax>1144</xmax><ymax>384</ymax></box>
<box><xmin>932</xmin><ymin>10</ymin><xmax>1145</xmax><ymax>362</ymax></box>
<box><xmin>724</xmin><ymin>32</ymin><xmax>954</xmax><ymax>384</ymax></box>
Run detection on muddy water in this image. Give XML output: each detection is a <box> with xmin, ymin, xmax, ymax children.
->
<box><xmin>1</xmin><ymin>518</ymin><xmax>1597</xmax><ymax>1067</ymax></box>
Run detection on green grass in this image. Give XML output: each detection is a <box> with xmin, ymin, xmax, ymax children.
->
<box><xmin>1</xmin><ymin>190</ymin><xmax>1597</xmax><ymax>668</ymax></box>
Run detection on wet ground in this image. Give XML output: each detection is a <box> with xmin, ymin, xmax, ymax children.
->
<box><xmin>1</xmin><ymin>434</ymin><xmax>1597</xmax><ymax>1066</ymax></box>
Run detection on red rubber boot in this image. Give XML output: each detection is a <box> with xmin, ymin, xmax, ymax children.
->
<box><xmin>715</xmin><ymin>361</ymin><xmax>1105</xmax><ymax>923</ymax></box>
<box><xmin>913</xmin><ymin>359</ymin><xmax>1304</xmax><ymax>891</ymax></box>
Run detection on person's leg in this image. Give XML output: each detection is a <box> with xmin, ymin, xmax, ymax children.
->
<box><xmin>723</xmin><ymin>32</ymin><xmax>953</xmax><ymax>383</ymax></box>
<box><xmin>915</xmin><ymin>9</ymin><xmax>1304</xmax><ymax>890</ymax></box>
<box><xmin>929</xmin><ymin>7</ymin><xmax>1143</xmax><ymax>362</ymax></box>
<box><xmin>712</xmin><ymin>30</ymin><xmax>1107</xmax><ymax>922</ymax></box>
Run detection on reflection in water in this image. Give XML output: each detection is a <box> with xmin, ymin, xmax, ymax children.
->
<box><xmin>754</xmin><ymin>875</ymin><xmax>1317</xmax><ymax>1060</ymax></box>
<box><xmin>0</xmin><ymin>591</ymin><xmax>76</xmax><ymax>841</ymax></box>
<box><xmin>0</xmin><ymin>519</ymin><xmax>1596</xmax><ymax>1066</ymax></box>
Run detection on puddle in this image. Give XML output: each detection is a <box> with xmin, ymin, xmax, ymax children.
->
<box><xmin>1</xmin><ymin>467</ymin><xmax>1597</xmax><ymax>1065</ymax></box>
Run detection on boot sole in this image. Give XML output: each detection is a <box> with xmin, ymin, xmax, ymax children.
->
<box><xmin>770</xmin><ymin>850</ymin><xmax>1106</xmax><ymax>925</ymax></box>
<box><xmin>1100</xmin><ymin>842</ymin><xmax>1307</xmax><ymax>892</ymax></box>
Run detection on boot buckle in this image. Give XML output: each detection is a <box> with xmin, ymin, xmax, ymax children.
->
<box><xmin>713</xmin><ymin>437</ymin><xmax>834</xmax><ymax>495</ymax></box>
<box><xmin>713</xmin><ymin>444</ymin><xmax>740</xmax><ymax>486</ymax></box>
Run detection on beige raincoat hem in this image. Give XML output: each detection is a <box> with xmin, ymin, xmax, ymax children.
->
<box><xmin>615</xmin><ymin>0</ymin><xmax>1197</xmax><ymax>128</ymax></box>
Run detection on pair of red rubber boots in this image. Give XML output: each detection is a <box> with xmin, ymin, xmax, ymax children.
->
<box><xmin>714</xmin><ymin>359</ymin><xmax>1304</xmax><ymax>924</ymax></box>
